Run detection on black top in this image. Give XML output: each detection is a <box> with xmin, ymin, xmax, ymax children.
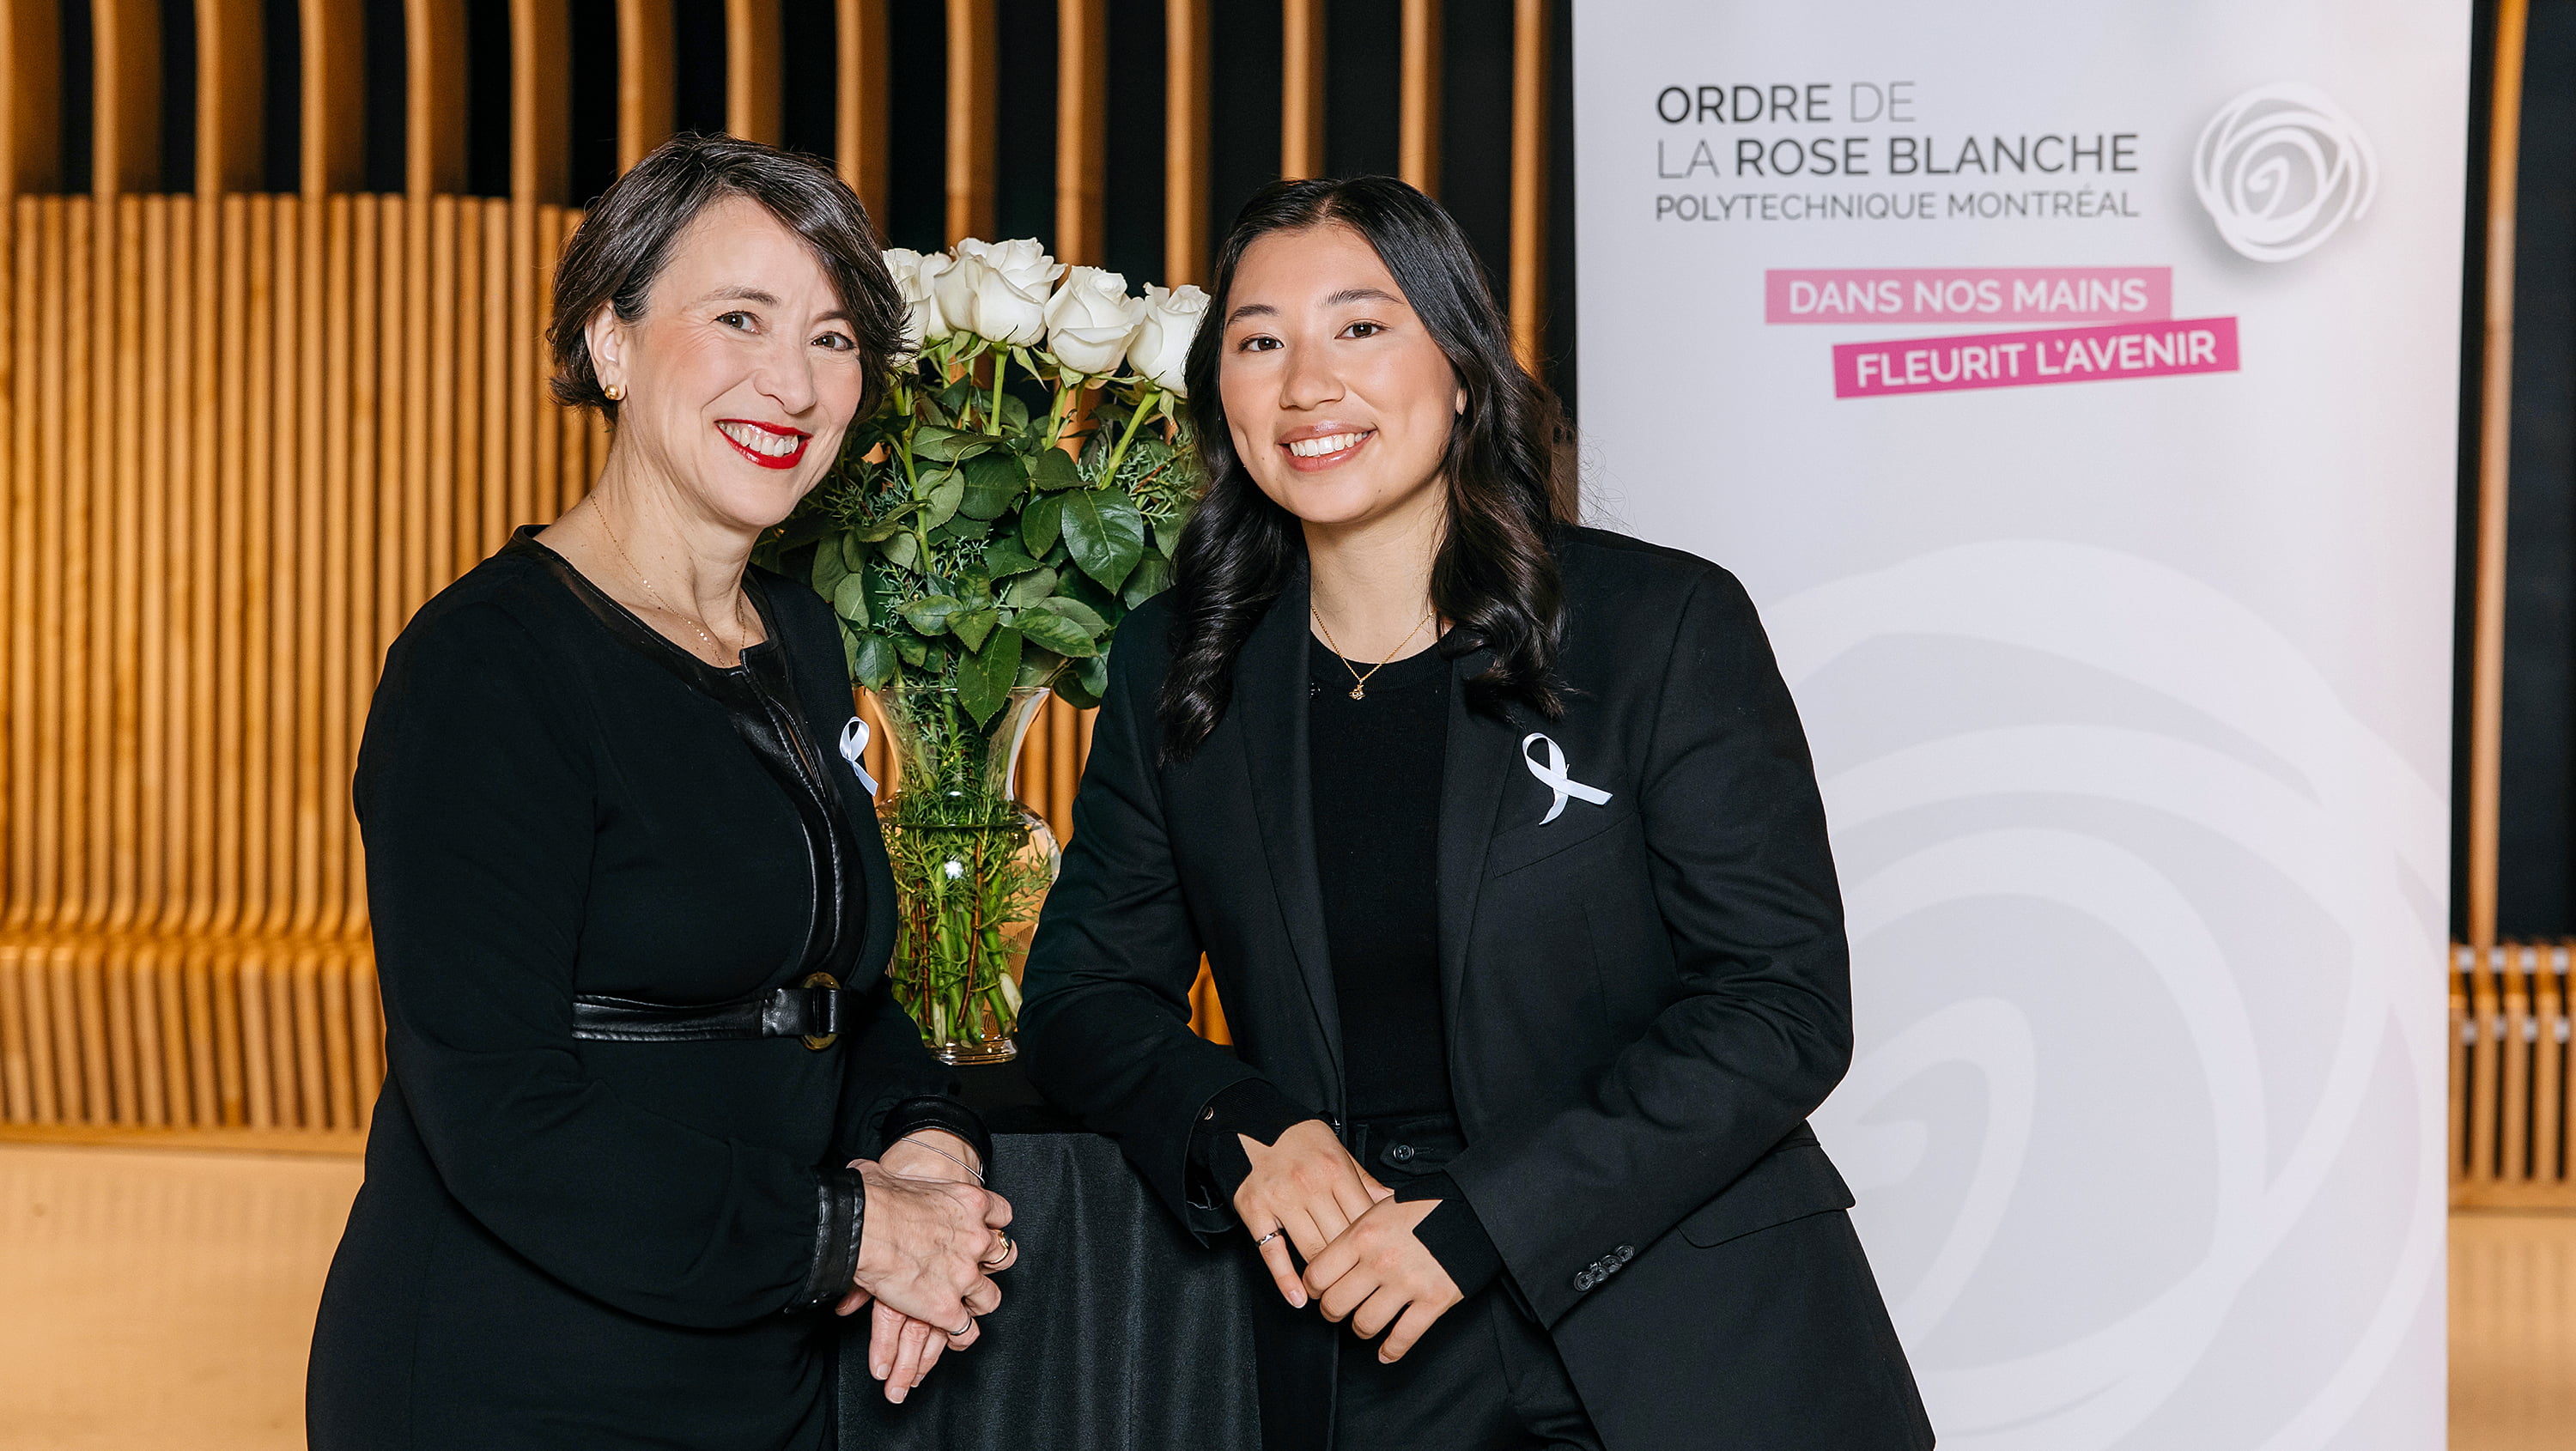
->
<box><xmin>1182</xmin><ymin>634</ymin><xmax>1503</xmax><ymax>1298</ymax></box>
<box><xmin>309</xmin><ymin>530</ymin><xmax>976</xmax><ymax>1451</ymax></box>
<box><xmin>1307</xmin><ymin>643</ymin><xmax>1455</xmax><ymax>1122</ymax></box>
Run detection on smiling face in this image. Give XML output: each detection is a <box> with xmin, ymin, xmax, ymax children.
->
<box><xmin>1216</xmin><ymin>222</ymin><xmax>1464</xmax><ymax>537</ymax></box>
<box><xmin>586</xmin><ymin>194</ymin><xmax>871</xmax><ymax>533</ymax></box>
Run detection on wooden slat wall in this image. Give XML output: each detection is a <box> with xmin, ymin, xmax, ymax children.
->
<box><xmin>2456</xmin><ymin>942</ymin><xmax>2576</xmax><ymax>1207</ymax></box>
<box><xmin>0</xmin><ymin>0</ymin><xmax>1592</xmax><ymax>1144</ymax></box>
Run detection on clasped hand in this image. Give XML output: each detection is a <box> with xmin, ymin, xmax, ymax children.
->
<box><xmin>1233</xmin><ymin>1120</ymin><xmax>1463</xmax><ymax>1363</ymax></box>
<box><xmin>835</xmin><ymin>1132</ymin><xmax>1018</xmax><ymax>1404</ymax></box>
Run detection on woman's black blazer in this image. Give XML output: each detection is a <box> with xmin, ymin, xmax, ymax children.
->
<box><xmin>1021</xmin><ymin>526</ymin><xmax>1932</xmax><ymax>1451</ymax></box>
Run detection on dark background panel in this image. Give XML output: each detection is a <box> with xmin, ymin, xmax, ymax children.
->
<box><xmin>2497</xmin><ymin>0</ymin><xmax>2576</xmax><ymax>935</ymax></box>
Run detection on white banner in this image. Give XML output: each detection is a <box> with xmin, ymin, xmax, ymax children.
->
<box><xmin>1574</xmin><ymin>5</ymin><xmax>2466</xmax><ymax>1448</ymax></box>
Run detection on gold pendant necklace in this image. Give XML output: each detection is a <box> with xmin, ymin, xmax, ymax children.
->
<box><xmin>1310</xmin><ymin>604</ymin><xmax>1436</xmax><ymax>701</ymax></box>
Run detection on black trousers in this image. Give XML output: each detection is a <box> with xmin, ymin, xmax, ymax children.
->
<box><xmin>1331</xmin><ymin>1117</ymin><xmax>1603</xmax><ymax>1451</ymax></box>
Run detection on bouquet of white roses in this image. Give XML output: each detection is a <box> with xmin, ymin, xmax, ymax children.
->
<box><xmin>761</xmin><ymin>240</ymin><xmax>1209</xmax><ymax>1061</ymax></box>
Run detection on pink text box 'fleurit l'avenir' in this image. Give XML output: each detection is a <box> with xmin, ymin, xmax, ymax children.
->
<box><xmin>1767</xmin><ymin>266</ymin><xmax>2172</xmax><ymax>325</ymax></box>
<box><xmin>1832</xmin><ymin>316</ymin><xmax>2239</xmax><ymax>399</ymax></box>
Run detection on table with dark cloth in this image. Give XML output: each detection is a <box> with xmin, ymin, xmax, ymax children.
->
<box><xmin>838</xmin><ymin>1062</ymin><xmax>1262</xmax><ymax>1450</ymax></box>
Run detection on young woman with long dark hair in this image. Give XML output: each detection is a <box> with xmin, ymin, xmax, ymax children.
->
<box><xmin>1021</xmin><ymin>177</ymin><xmax>1931</xmax><ymax>1451</ymax></box>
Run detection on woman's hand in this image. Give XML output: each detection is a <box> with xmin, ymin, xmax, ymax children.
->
<box><xmin>1300</xmin><ymin>1197</ymin><xmax>1461</xmax><ymax>1363</ymax></box>
<box><xmin>844</xmin><ymin>1132</ymin><xmax>1014</xmax><ymax>1401</ymax></box>
<box><xmin>842</xmin><ymin>1160</ymin><xmax>1014</xmax><ymax>1398</ymax></box>
<box><xmin>1232</xmin><ymin>1120</ymin><xmax>1391</xmax><ymax>1308</ymax></box>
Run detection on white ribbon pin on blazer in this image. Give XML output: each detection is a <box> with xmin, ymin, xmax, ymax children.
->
<box><xmin>1520</xmin><ymin>732</ymin><xmax>1612</xmax><ymax>824</ymax></box>
<box><xmin>840</xmin><ymin>717</ymin><xmax>880</xmax><ymax>798</ymax></box>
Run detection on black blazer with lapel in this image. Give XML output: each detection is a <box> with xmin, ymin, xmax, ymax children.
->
<box><xmin>1020</xmin><ymin>527</ymin><xmax>1931</xmax><ymax>1451</ymax></box>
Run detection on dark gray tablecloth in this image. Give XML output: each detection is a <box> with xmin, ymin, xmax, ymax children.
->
<box><xmin>838</xmin><ymin>1131</ymin><xmax>1263</xmax><ymax>1451</ymax></box>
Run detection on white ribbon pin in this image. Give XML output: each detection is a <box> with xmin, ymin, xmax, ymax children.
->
<box><xmin>1520</xmin><ymin>732</ymin><xmax>1612</xmax><ymax>824</ymax></box>
<box><xmin>839</xmin><ymin>717</ymin><xmax>880</xmax><ymax>798</ymax></box>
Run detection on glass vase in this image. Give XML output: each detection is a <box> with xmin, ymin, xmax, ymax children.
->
<box><xmin>873</xmin><ymin>680</ymin><xmax>1061</xmax><ymax>1064</ymax></box>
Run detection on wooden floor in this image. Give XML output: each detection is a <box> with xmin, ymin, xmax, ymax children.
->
<box><xmin>0</xmin><ymin>1144</ymin><xmax>2570</xmax><ymax>1448</ymax></box>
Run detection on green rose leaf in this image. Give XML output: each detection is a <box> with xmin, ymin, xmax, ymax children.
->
<box><xmin>1121</xmin><ymin>553</ymin><xmax>1171</xmax><ymax>608</ymax></box>
<box><xmin>982</xmin><ymin>539</ymin><xmax>1045</xmax><ymax>577</ymax></box>
<box><xmin>1022</xmin><ymin>491</ymin><xmax>1067</xmax><ymax>557</ymax></box>
<box><xmin>958</xmin><ymin>627</ymin><xmax>1023</xmax><ymax>725</ymax></box>
<box><xmin>1061</xmin><ymin>488</ymin><xmax>1145</xmax><ymax>592</ymax></box>
<box><xmin>811</xmin><ymin>537</ymin><xmax>851</xmax><ymax>600</ymax></box>
<box><xmin>951</xmin><ymin>606</ymin><xmax>999</xmax><ymax>653</ymax></box>
<box><xmin>852</xmin><ymin>633</ymin><xmax>900</xmax><ymax>689</ymax></box>
<box><xmin>921</xmin><ymin>468</ymin><xmax>967</xmax><ymax>530</ymax></box>
<box><xmin>1015</xmin><ymin>607</ymin><xmax>1100</xmax><ymax>659</ymax></box>
<box><xmin>1038</xmin><ymin>595</ymin><xmax>1109</xmax><ymax>635</ymax></box>
<box><xmin>912</xmin><ymin>423</ymin><xmax>983</xmax><ymax>463</ymax></box>
<box><xmin>879</xmin><ymin>531</ymin><xmax>920</xmax><ymax>572</ymax></box>
<box><xmin>959</xmin><ymin>451</ymin><xmax>1027</xmax><ymax>519</ymax></box>
<box><xmin>1030</xmin><ymin>448</ymin><xmax>1084</xmax><ymax>491</ymax></box>
<box><xmin>898</xmin><ymin>593</ymin><xmax>966</xmax><ymax>634</ymax></box>
<box><xmin>895</xmin><ymin>632</ymin><xmax>928</xmax><ymax>668</ymax></box>
<box><xmin>830</xmin><ymin>572</ymin><xmax>870</xmax><ymax>627</ymax></box>
<box><xmin>1003</xmin><ymin>566</ymin><xmax>1059</xmax><ymax>607</ymax></box>
<box><xmin>855</xmin><ymin>501</ymin><xmax>921</xmax><ymax>543</ymax></box>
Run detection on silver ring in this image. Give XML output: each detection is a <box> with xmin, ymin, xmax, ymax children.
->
<box><xmin>1255</xmin><ymin>1227</ymin><xmax>1283</xmax><ymax>1247</ymax></box>
<box><xmin>949</xmin><ymin>1317</ymin><xmax>975</xmax><ymax>1339</ymax></box>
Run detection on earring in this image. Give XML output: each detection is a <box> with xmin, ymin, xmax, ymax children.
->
<box><xmin>604</xmin><ymin>383</ymin><xmax>624</xmax><ymax>402</ymax></box>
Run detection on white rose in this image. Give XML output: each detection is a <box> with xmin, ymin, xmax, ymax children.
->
<box><xmin>942</xmin><ymin>237</ymin><xmax>1062</xmax><ymax>347</ymax></box>
<box><xmin>927</xmin><ymin>245</ymin><xmax>980</xmax><ymax>340</ymax></box>
<box><xmin>880</xmin><ymin>248</ymin><xmax>950</xmax><ymax>350</ymax></box>
<box><xmin>1043</xmin><ymin>266</ymin><xmax>1145</xmax><ymax>375</ymax></box>
<box><xmin>1130</xmin><ymin>283</ymin><xmax>1210</xmax><ymax>397</ymax></box>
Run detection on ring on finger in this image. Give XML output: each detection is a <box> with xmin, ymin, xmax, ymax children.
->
<box><xmin>981</xmin><ymin>1231</ymin><xmax>1012</xmax><ymax>1268</ymax></box>
<box><xmin>949</xmin><ymin>1317</ymin><xmax>975</xmax><ymax>1339</ymax></box>
<box><xmin>1255</xmin><ymin>1227</ymin><xmax>1283</xmax><ymax>1247</ymax></box>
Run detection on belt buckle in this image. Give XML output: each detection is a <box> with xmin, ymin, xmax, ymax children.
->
<box><xmin>800</xmin><ymin>972</ymin><xmax>841</xmax><ymax>1051</ymax></box>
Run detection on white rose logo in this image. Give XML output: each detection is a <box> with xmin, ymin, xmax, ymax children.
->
<box><xmin>2192</xmin><ymin>83</ymin><xmax>2379</xmax><ymax>263</ymax></box>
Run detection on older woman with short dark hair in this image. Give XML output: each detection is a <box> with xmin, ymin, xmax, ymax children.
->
<box><xmin>307</xmin><ymin>134</ymin><xmax>1016</xmax><ymax>1450</ymax></box>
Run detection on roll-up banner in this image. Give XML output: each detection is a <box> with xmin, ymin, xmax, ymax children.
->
<box><xmin>1575</xmin><ymin>5</ymin><xmax>2466</xmax><ymax>1447</ymax></box>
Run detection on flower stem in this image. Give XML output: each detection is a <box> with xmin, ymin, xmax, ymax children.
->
<box><xmin>987</xmin><ymin>348</ymin><xmax>1009</xmax><ymax>434</ymax></box>
<box><xmin>1099</xmin><ymin>388</ymin><xmax>1157</xmax><ymax>484</ymax></box>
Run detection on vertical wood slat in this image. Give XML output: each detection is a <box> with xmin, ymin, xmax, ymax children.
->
<box><xmin>301</xmin><ymin>0</ymin><xmax>367</xmax><ymax>196</ymax></box>
<box><xmin>408</xmin><ymin>0</ymin><xmax>470</xmax><ymax>197</ymax></box>
<box><xmin>513</xmin><ymin>0</ymin><xmax>573</xmax><ymax>205</ymax></box>
<box><xmin>2467</xmin><ymin>0</ymin><xmax>2530</xmax><ymax>952</ymax></box>
<box><xmin>2505</xmin><ymin>944</ymin><xmax>2536</xmax><ymax>1181</ymax></box>
<box><xmin>947</xmin><ymin>0</ymin><xmax>999</xmax><ymax>243</ymax></box>
<box><xmin>1399</xmin><ymin>0</ymin><xmax>1440</xmax><ymax>195</ymax></box>
<box><xmin>109</xmin><ymin>197</ymin><xmax>145</xmax><ymax>932</ymax></box>
<box><xmin>196</xmin><ymin>0</ymin><xmax>264</xmax><ymax>195</ymax></box>
<box><xmin>1280</xmin><ymin>0</ymin><xmax>1324</xmax><ymax>180</ymax></box>
<box><xmin>1054</xmin><ymin>0</ymin><xmax>1108</xmax><ymax>265</ymax></box>
<box><xmin>618</xmin><ymin>0</ymin><xmax>677</xmax><ymax>173</ymax></box>
<box><xmin>837</xmin><ymin>0</ymin><xmax>890</xmax><ymax>225</ymax></box>
<box><xmin>2470</xmin><ymin>944</ymin><xmax>2505</xmax><ymax>1183</ymax></box>
<box><xmin>88</xmin><ymin>0</ymin><xmax>161</xmax><ymax>195</ymax></box>
<box><xmin>2</xmin><ymin>0</ymin><xmax>62</xmax><ymax>192</ymax></box>
<box><xmin>1163</xmin><ymin>0</ymin><xmax>1210</xmax><ymax>284</ymax></box>
<box><xmin>2537</xmin><ymin>945</ymin><xmax>2566</xmax><ymax>1185</ymax></box>
<box><xmin>5</xmin><ymin>197</ymin><xmax>35</xmax><ymax>929</ymax></box>
<box><xmin>1507</xmin><ymin>0</ymin><xmax>1550</xmax><ymax>373</ymax></box>
<box><xmin>215</xmin><ymin>197</ymin><xmax>249</xmax><ymax>933</ymax></box>
<box><xmin>59</xmin><ymin>198</ymin><xmax>89</xmax><ymax>931</ymax></box>
<box><xmin>726</xmin><ymin>0</ymin><xmax>785</xmax><ymax>146</ymax></box>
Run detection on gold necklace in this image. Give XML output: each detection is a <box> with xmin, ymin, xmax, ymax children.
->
<box><xmin>1310</xmin><ymin>604</ymin><xmax>1436</xmax><ymax>701</ymax></box>
<box><xmin>596</xmin><ymin>502</ymin><xmax>751</xmax><ymax>661</ymax></box>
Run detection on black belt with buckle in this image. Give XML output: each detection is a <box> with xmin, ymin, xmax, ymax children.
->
<box><xmin>573</xmin><ymin>972</ymin><xmax>852</xmax><ymax>1051</ymax></box>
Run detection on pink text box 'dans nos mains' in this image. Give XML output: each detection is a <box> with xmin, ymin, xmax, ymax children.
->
<box><xmin>1832</xmin><ymin>317</ymin><xmax>2240</xmax><ymax>398</ymax></box>
<box><xmin>1766</xmin><ymin>267</ymin><xmax>2172</xmax><ymax>325</ymax></box>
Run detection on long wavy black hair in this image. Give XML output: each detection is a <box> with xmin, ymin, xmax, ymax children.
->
<box><xmin>1158</xmin><ymin>176</ymin><xmax>1574</xmax><ymax>762</ymax></box>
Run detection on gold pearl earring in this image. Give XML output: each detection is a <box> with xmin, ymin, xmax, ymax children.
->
<box><xmin>605</xmin><ymin>383</ymin><xmax>624</xmax><ymax>402</ymax></box>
